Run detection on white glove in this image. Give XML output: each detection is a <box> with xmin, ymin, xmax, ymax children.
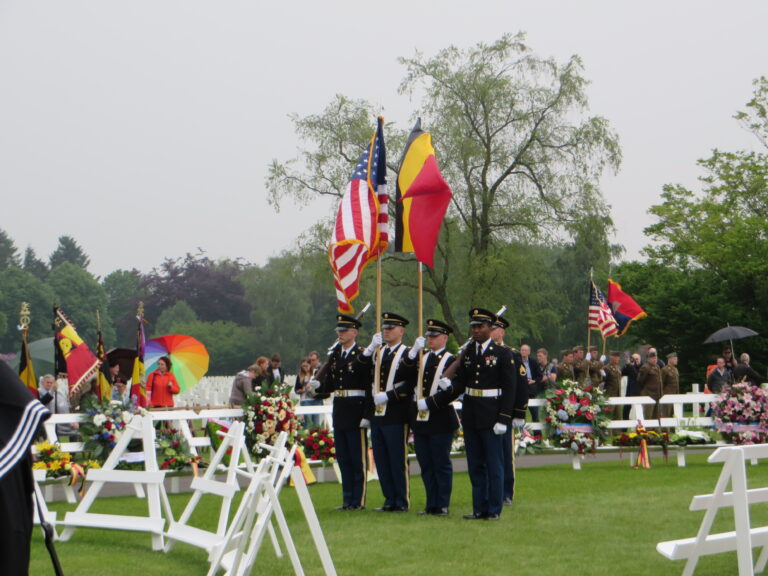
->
<box><xmin>416</xmin><ymin>399</ymin><xmax>428</xmax><ymax>411</ymax></box>
<box><xmin>512</xmin><ymin>418</ymin><xmax>525</xmax><ymax>428</ymax></box>
<box><xmin>309</xmin><ymin>379</ymin><xmax>321</xmax><ymax>390</ymax></box>
<box><xmin>585</xmin><ymin>352</ymin><xmax>592</xmax><ymax>361</ymax></box>
<box><xmin>364</xmin><ymin>333</ymin><xmax>383</xmax><ymax>356</ymax></box>
<box><xmin>600</xmin><ymin>355</ymin><xmax>607</xmax><ymax>363</ymax></box>
<box><xmin>360</xmin><ymin>418</ymin><xmax>370</xmax><ymax>429</ymax></box>
<box><xmin>493</xmin><ymin>422</ymin><xmax>508</xmax><ymax>435</ymax></box>
<box><xmin>438</xmin><ymin>377</ymin><xmax>452</xmax><ymax>391</ymax></box>
<box><xmin>373</xmin><ymin>392</ymin><xmax>388</xmax><ymax>406</ymax></box>
<box><xmin>599</xmin><ymin>369</ymin><xmax>606</xmax><ymax>379</ymax></box>
<box><xmin>408</xmin><ymin>336</ymin><xmax>426</xmax><ymax>359</ymax></box>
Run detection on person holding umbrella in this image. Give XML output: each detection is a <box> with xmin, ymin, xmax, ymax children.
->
<box><xmin>146</xmin><ymin>356</ymin><xmax>180</xmax><ymax>408</ymax></box>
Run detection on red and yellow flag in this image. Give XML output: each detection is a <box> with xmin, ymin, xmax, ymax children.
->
<box><xmin>53</xmin><ymin>307</ymin><xmax>100</xmax><ymax>399</ymax></box>
<box><xmin>395</xmin><ymin>119</ymin><xmax>452</xmax><ymax>268</ymax></box>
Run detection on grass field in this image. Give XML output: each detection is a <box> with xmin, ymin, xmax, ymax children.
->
<box><xmin>30</xmin><ymin>452</ymin><xmax>768</xmax><ymax>576</ymax></box>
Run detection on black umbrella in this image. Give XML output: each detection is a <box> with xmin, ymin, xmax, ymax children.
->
<box><xmin>703</xmin><ymin>325</ymin><xmax>759</xmax><ymax>359</ymax></box>
<box><xmin>703</xmin><ymin>325</ymin><xmax>759</xmax><ymax>344</ymax></box>
<box><xmin>105</xmin><ymin>348</ymin><xmax>137</xmax><ymax>381</ymax></box>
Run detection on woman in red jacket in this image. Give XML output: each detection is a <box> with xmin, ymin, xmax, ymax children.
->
<box><xmin>146</xmin><ymin>356</ymin><xmax>180</xmax><ymax>408</ymax></box>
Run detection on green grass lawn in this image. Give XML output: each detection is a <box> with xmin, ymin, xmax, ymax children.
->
<box><xmin>30</xmin><ymin>452</ymin><xmax>768</xmax><ymax>575</ymax></box>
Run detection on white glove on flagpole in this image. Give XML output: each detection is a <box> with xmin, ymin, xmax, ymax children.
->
<box><xmin>585</xmin><ymin>352</ymin><xmax>592</xmax><ymax>361</ymax></box>
<box><xmin>360</xmin><ymin>418</ymin><xmax>370</xmax><ymax>429</ymax></box>
<box><xmin>364</xmin><ymin>333</ymin><xmax>383</xmax><ymax>357</ymax></box>
<box><xmin>373</xmin><ymin>392</ymin><xmax>388</xmax><ymax>406</ymax></box>
<box><xmin>416</xmin><ymin>399</ymin><xmax>428</xmax><ymax>411</ymax></box>
<box><xmin>408</xmin><ymin>336</ymin><xmax>426</xmax><ymax>359</ymax></box>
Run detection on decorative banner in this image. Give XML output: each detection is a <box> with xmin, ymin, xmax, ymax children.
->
<box><xmin>53</xmin><ymin>307</ymin><xmax>100</xmax><ymax>399</ymax></box>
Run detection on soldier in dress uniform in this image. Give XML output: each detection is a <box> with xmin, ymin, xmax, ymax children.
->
<box><xmin>638</xmin><ymin>350</ymin><xmax>663</xmax><ymax>420</ymax></box>
<box><xmin>573</xmin><ymin>345</ymin><xmax>589</xmax><ymax>383</ymax></box>
<box><xmin>660</xmin><ymin>352</ymin><xmax>680</xmax><ymax>419</ymax></box>
<box><xmin>489</xmin><ymin>314</ymin><xmax>527</xmax><ymax>505</ymax></box>
<box><xmin>361</xmin><ymin>312</ymin><xmax>418</xmax><ymax>512</ymax></box>
<box><xmin>440</xmin><ymin>308</ymin><xmax>521</xmax><ymax>520</ymax></box>
<box><xmin>587</xmin><ymin>345</ymin><xmax>604</xmax><ymax>386</ymax></box>
<box><xmin>557</xmin><ymin>349</ymin><xmax>575</xmax><ymax>381</ymax></box>
<box><xmin>411</xmin><ymin>319</ymin><xmax>458</xmax><ymax>516</ymax></box>
<box><xmin>313</xmin><ymin>314</ymin><xmax>370</xmax><ymax>510</ymax></box>
<box><xmin>603</xmin><ymin>351</ymin><xmax>623</xmax><ymax>420</ymax></box>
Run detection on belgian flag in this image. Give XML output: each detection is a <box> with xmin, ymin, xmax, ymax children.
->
<box><xmin>395</xmin><ymin>119</ymin><xmax>453</xmax><ymax>268</ymax></box>
<box><xmin>130</xmin><ymin>315</ymin><xmax>147</xmax><ymax>408</ymax></box>
<box><xmin>18</xmin><ymin>328</ymin><xmax>38</xmax><ymax>398</ymax></box>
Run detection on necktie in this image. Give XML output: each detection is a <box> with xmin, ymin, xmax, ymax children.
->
<box><xmin>476</xmin><ymin>343</ymin><xmax>482</xmax><ymax>357</ymax></box>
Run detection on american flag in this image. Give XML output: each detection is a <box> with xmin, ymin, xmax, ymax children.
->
<box><xmin>588</xmin><ymin>282</ymin><xmax>619</xmax><ymax>338</ymax></box>
<box><xmin>329</xmin><ymin>117</ymin><xmax>388</xmax><ymax>313</ymax></box>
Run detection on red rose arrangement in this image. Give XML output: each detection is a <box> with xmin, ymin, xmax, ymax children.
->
<box><xmin>300</xmin><ymin>429</ymin><xmax>336</xmax><ymax>463</ymax></box>
<box><xmin>244</xmin><ymin>380</ymin><xmax>300</xmax><ymax>458</ymax></box>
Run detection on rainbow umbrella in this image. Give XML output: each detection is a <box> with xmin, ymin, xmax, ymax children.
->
<box><xmin>144</xmin><ymin>334</ymin><xmax>209</xmax><ymax>392</ymax></box>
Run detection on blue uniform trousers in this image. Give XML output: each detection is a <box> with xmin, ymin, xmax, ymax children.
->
<box><xmin>334</xmin><ymin>427</ymin><xmax>367</xmax><ymax>507</ymax></box>
<box><xmin>413</xmin><ymin>431</ymin><xmax>454</xmax><ymax>510</ymax></box>
<box><xmin>502</xmin><ymin>425</ymin><xmax>515</xmax><ymax>501</ymax></box>
<box><xmin>370</xmin><ymin>423</ymin><xmax>409</xmax><ymax>509</ymax></box>
<box><xmin>464</xmin><ymin>426</ymin><xmax>504</xmax><ymax>515</ymax></box>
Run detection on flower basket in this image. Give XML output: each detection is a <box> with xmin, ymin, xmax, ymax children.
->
<box><xmin>543</xmin><ymin>380</ymin><xmax>609</xmax><ymax>454</ymax></box>
<box><xmin>243</xmin><ymin>379</ymin><xmax>300</xmax><ymax>458</ymax></box>
<box><xmin>713</xmin><ymin>382</ymin><xmax>768</xmax><ymax>444</ymax></box>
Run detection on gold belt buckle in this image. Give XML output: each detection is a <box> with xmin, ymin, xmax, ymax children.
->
<box><xmin>375</xmin><ymin>403</ymin><xmax>387</xmax><ymax>416</ymax></box>
<box><xmin>417</xmin><ymin>410</ymin><xmax>430</xmax><ymax>422</ymax></box>
<box><xmin>469</xmin><ymin>388</ymin><xmax>482</xmax><ymax>397</ymax></box>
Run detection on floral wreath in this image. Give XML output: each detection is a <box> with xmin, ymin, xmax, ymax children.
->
<box><xmin>713</xmin><ymin>381</ymin><xmax>768</xmax><ymax>445</ymax></box>
<box><xmin>544</xmin><ymin>379</ymin><xmax>609</xmax><ymax>454</ymax></box>
<box><xmin>33</xmin><ymin>440</ymin><xmax>100</xmax><ymax>481</ymax></box>
<box><xmin>299</xmin><ymin>429</ymin><xmax>336</xmax><ymax>463</ymax></box>
<box><xmin>156</xmin><ymin>427</ymin><xmax>206</xmax><ymax>471</ymax></box>
<box><xmin>80</xmin><ymin>397</ymin><xmax>144</xmax><ymax>462</ymax></box>
<box><xmin>243</xmin><ymin>379</ymin><xmax>300</xmax><ymax>458</ymax></box>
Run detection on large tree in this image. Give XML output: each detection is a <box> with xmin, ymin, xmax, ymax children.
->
<box><xmin>268</xmin><ymin>34</ymin><xmax>620</xmax><ymax>330</ymax></box>
<box><xmin>0</xmin><ymin>229</ymin><xmax>20</xmax><ymax>270</ymax></box>
<box><xmin>49</xmin><ymin>235</ymin><xmax>91</xmax><ymax>270</ymax></box>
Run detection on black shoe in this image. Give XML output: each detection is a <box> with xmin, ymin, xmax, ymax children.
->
<box><xmin>347</xmin><ymin>505</ymin><xmax>364</xmax><ymax>511</ymax></box>
<box><xmin>391</xmin><ymin>506</ymin><xmax>408</xmax><ymax>513</ymax></box>
<box><xmin>335</xmin><ymin>505</ymin><xmax>350</xmax><ymax>511</ymax></box>
<box><xmin>462</xmin><ymin>512</ymin><xmax>485</xmax><ymax>520</ymax></box>
<box><xmin>416</xmin><ymin>509</ymin><xmax>431</xmax><ymax>516</ymax></box>
<box><xmin>374</xmin><ymin>506</ymin><xmax>394</xmax><ymax>512</ymax></box>
<box><xmin>433</xmin><ymin>507</ymin><xmax>449</xmax><ymax>517</ymax></box>
<box><xmin>503</xmin><ymin>498</ymin><xmax>513</xmax><ymax>506</ymax></box>
<box><xmin>485</xmin><ymin>513</ymin><xmax>500</xmax><ymax>521</ymax></box>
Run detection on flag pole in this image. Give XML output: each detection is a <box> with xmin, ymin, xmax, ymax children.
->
<box><xmin>416</xmin><ymin>261</ymin><xmax>425</xmax><ymax>399</ymax></box>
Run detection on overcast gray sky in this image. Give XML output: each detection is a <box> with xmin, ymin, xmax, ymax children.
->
<box><xmin>1</xmin><ymin>1</ymin><xmax>766</xmax><ymax>278</ymax></box>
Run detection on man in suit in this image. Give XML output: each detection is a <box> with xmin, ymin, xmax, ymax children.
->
<box><xmin>313</xmin><ymin>314</ymin><xmax>370</xmax><ymax>510</ymax></box>
<box><xmin>266</xmin><ymin>353</ymin><xmax>285</xmax><ymax>384</ymax></box>
<box><xmin>412</xmin><ymin>319</ymin><xmax>458</xmax><ymax>516</ymax></box>
<box><xmin>361</xmin><ymin>312</ymin><xmax>417</xmax><ymax>512</ymax></box>
<box><xmin>440</xmin><ymin>308</ymin><xmax>522</xmax><ymax>520</ymax></box>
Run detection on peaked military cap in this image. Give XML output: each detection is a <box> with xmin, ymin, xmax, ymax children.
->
<box><xmin>610</xmin><ymin>351</ymin><xmax>621</xmax><ymax>357</ymax></box>
<box><xmin>381</xmin><ymin>312</ymin><xmax>409</xmax><ymax>328</ymax></box>
<box><xmin>425</xmin><ymin>318</ymin><xmax>452</xmax><ymax>336</ymax></box>
<box><xmin>666</xmin><ymin>351</ymin><xmax>678</xmax><ymax>359</ymax></box>
<box><xmin>493</xmin><ymin>315</ymin><xmax>510</xmax><ymax>330</ymax></box>
<box><xmin>336</xmin><ymin>314</ymin><xmax>361</xmax><ymax>330</ymax></box>
<box><xmin>561</xmin><ymin>349</ymin><xmax>573</xmax><ymax>357</ymax></box>
<box><xmin>469</xmin><ymin>308</ymin><xmax>496</xmax><ymax>326</ymax></box>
